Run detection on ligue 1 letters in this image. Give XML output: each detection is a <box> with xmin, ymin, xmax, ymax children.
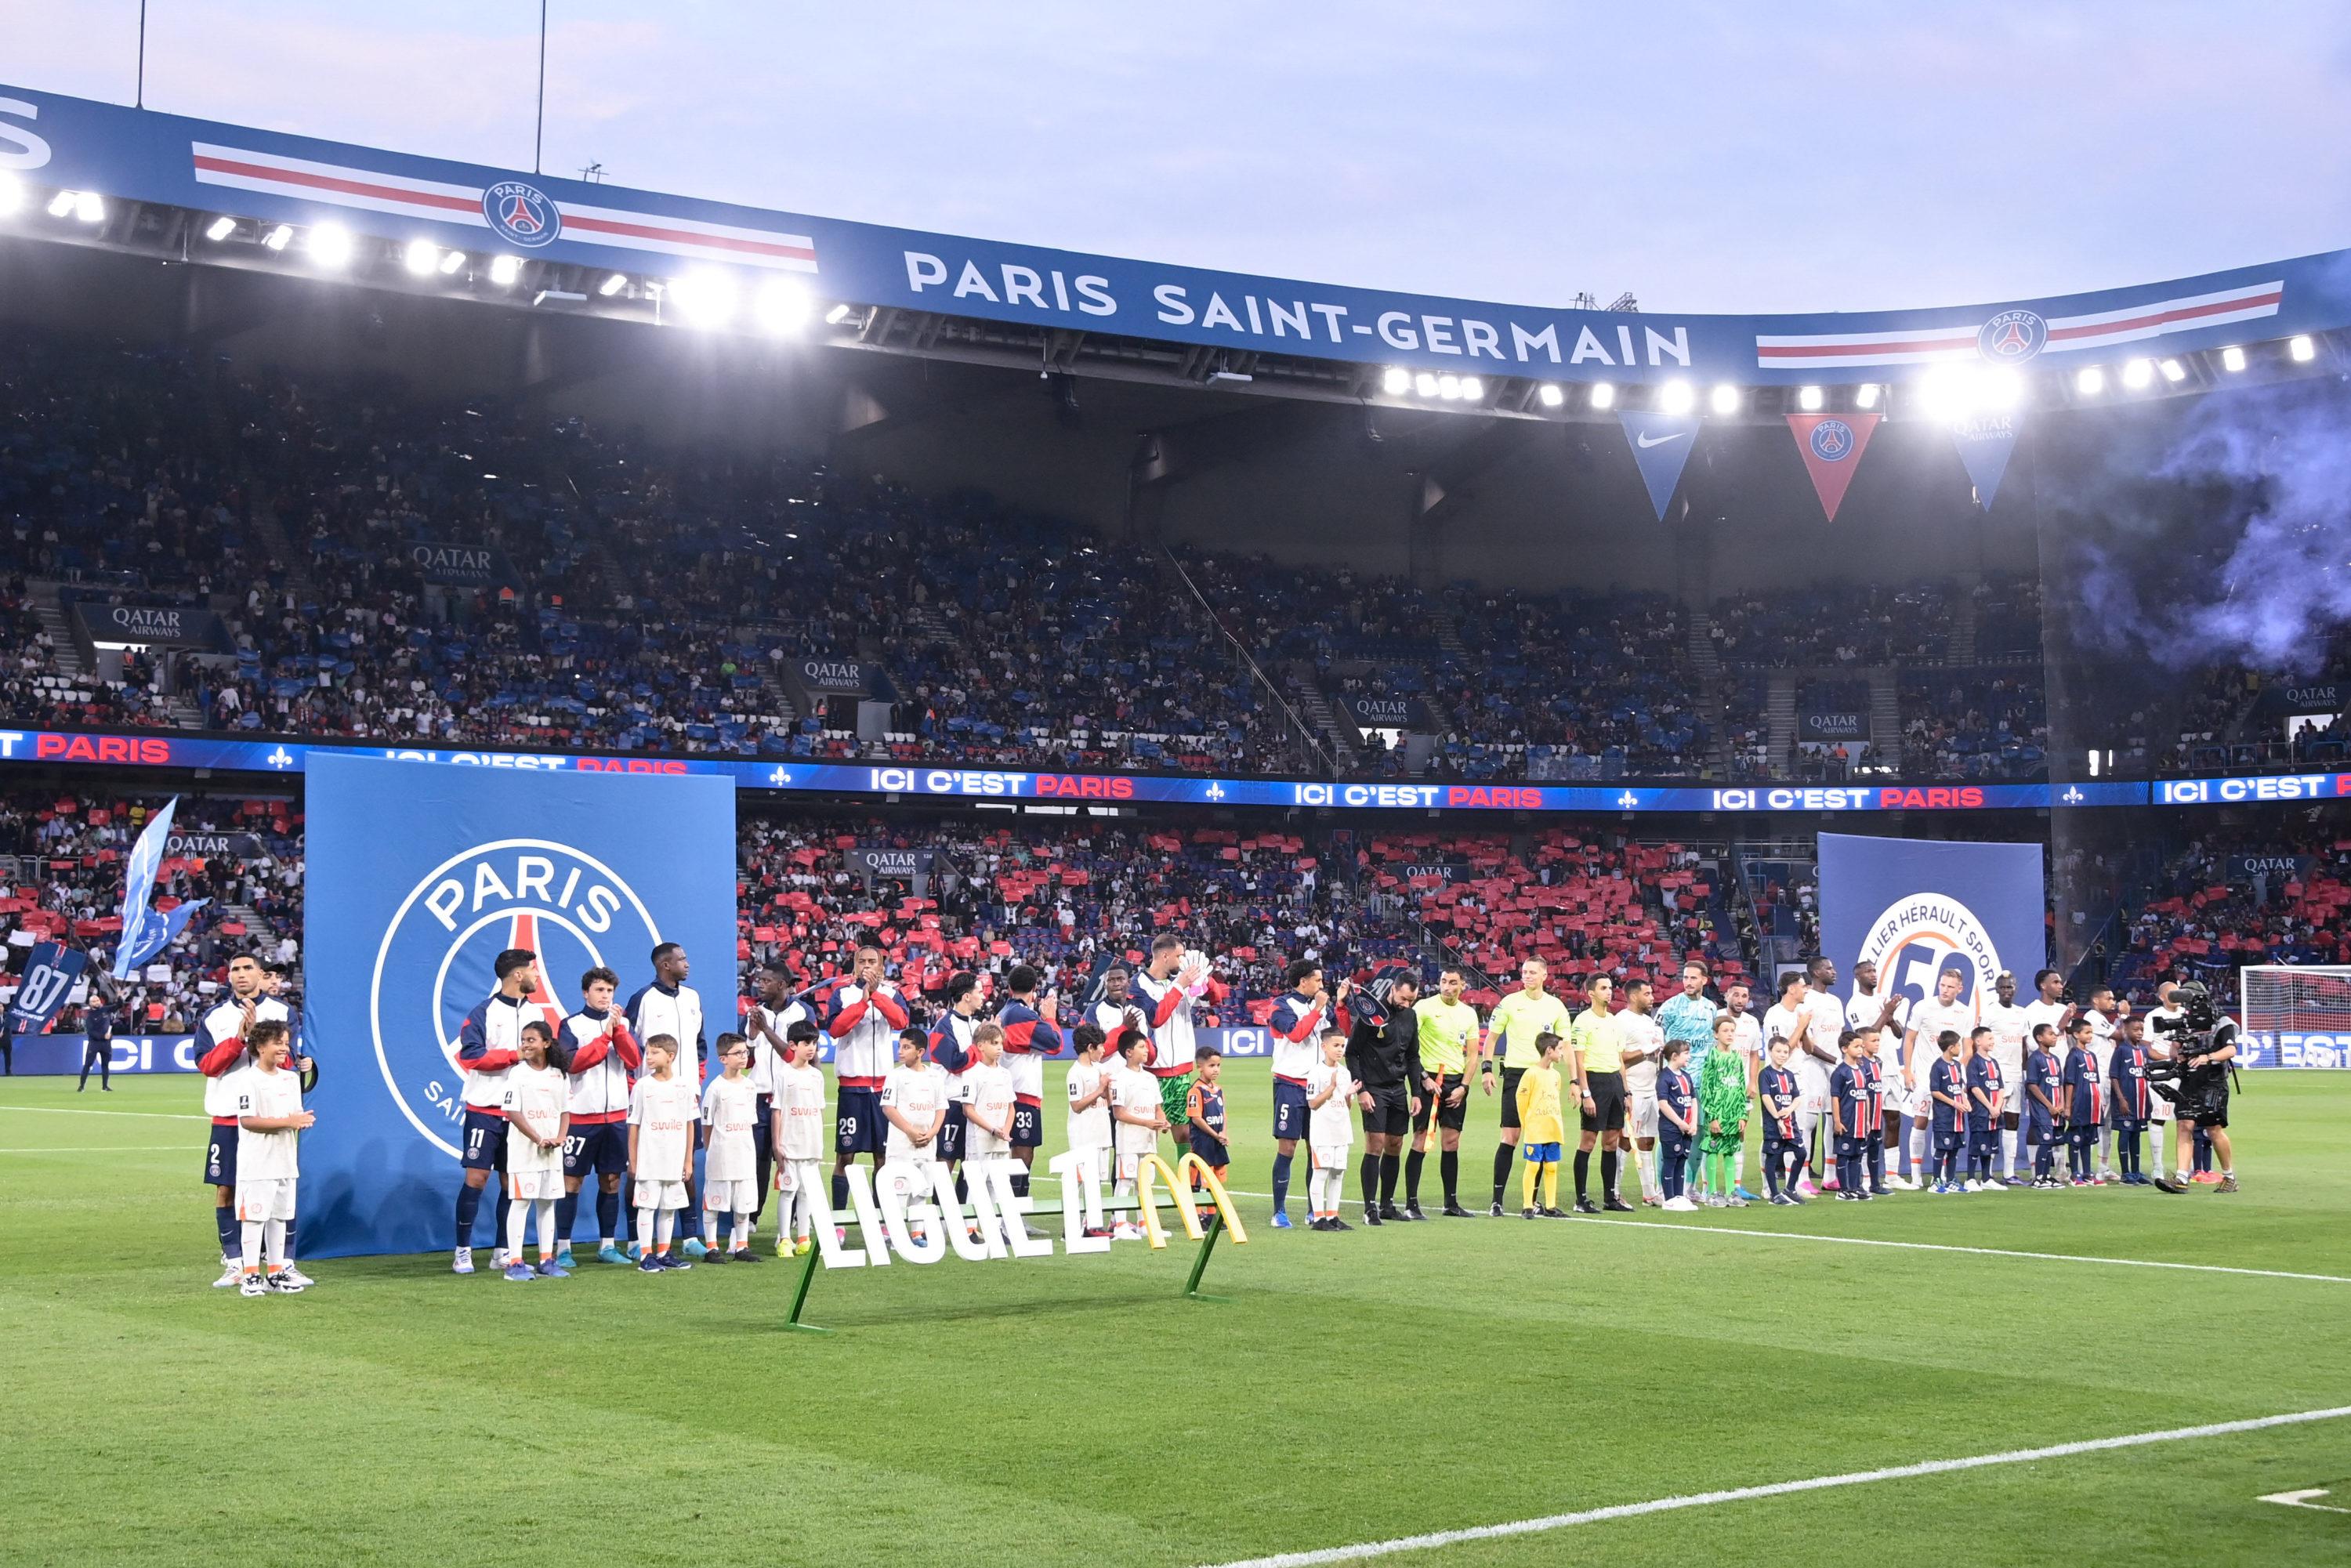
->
<box><xmin>812</xmin><ymin>1153</ymin><xmax>1244</xmax><ymax>1268</ymax></box>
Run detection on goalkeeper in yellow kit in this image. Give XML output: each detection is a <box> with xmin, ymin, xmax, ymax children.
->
<box><xmin>1514</xmin><ymin>1033</ymin><xmax>1568</xmax><ymax>1219</ymax></box>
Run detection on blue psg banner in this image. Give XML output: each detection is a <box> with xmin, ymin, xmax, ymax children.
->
<box><xmin>1817</xmin><ymin>832</ymin><xmax>2045</xmax><ymax>1037</ymax></box>
<box><xmin>301</xmin><ymin>753</ymin><xmax>737</xmax><ymax>1258</ymax></box>
<box><xmin>1617</xmin><ymin>410</ymin><xmax>1701</xmax><ymax>520</ymax></box>
<box><xmin>2</xmin><ymin>83</ymin><xmax>2336</xmax><ymax>386</ymax></box>
<box><xmin>1951</xmin><ymin>413</ymin><xmax>2020</xmax><ymax>509</ymax></box>
<box><xmin>6</xmin><ymin>941</ymin><xmax>87</xmax><ymax>1034</ymax></box>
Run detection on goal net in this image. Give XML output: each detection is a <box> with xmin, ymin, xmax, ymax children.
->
<box><xmin>2238</xmin><ymin>965</ymin><xmax>2351</xmax><ymax>1040</ymax></box>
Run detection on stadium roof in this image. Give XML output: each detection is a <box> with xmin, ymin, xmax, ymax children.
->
<box><xmin>2</xmin><ymin>82</ymin><xmax>2345</xmax><ymax>419</ymax></box>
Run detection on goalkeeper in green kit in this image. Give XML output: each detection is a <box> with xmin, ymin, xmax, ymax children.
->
<box><xmin>1697</xmin><ymin>1012</ymin><xmax>1751</xmax><ymax>1208</ymax></box>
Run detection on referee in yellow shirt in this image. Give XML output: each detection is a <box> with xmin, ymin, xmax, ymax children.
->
<box><xmin>1480</xmin><ymin>958</ymin><xmax>1574</xmax><ymax>1215</ymax></box>
<box><xmin>1570</xmin><ymin>975</ymin><xmax>1635</xmax><ymax>1213</ymax></box>
<box><xmin>1409</xmin><ymin>965</ymin><xmax>1482</xmax><ymax>1217</ymax></box>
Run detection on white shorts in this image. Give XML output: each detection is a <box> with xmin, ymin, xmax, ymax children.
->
<box><xmin>235</xmin><ymin>1177</ymin><xmax>297</xmax><ymax>1222</ymax></box>
<box><xmin>878</xmin><ymin>1159</ymin><xmax>936</xmax><ymax>1206</ymax></box>
<box><xmin>703</xmin><ymin>1179</ymin><xmax>758</xmax><ymax>1215</ymax></box>
<box><xmin>773</xmin><ymin>1157</ymin><xmax>824</xmax><ymax>1193</ymax></box>
<box><xmin>1113</xmin><ymin>1149</ymin><xmax>1146</xmax><ymax>1183</ymax></box>
<box><xmin>1310</xmin><ymin>1142</ymin><xmax>1353</xmax><ymax>1171</ymax></box>
<box><xmin>506</xmin><ymin>1168</ymin><xmax>560</xmax><ymax>1202</ymax></box>
<box><xmin>632</xmin><ymin>1179</ymin><xmax>687</xmax><ymax>1211</ymax></box>
<box><xmin>1630</xmin><ymin>1094</ymin><xmax>1660</xmax><ymax>1139</ymax></box>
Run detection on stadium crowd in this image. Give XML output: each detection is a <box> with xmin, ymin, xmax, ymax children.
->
<box><xmin>5</xmin><ymin>327</ymin><xmax>2343</xmax><ymax>788</ymax></box>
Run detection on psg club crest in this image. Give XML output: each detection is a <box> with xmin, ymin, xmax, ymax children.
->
<box><xmin>1854</xmin><ymin>892</ymin><xmax>2001</xmax><ymax>1022</ymax></box>
<box><xmin>1808</xmin><ymin>418</ymin><xmax>1856</xmax><ymax>462</ymax></box>
<box><xmin>1976</xmin><ymin>308</ymin><xmax>2047</xmax><ymax>364</ymax></box>
<box><xmin>482</xmin><ymin>179</ymin><xmax>561</xmax><ymax>248</ymax></box>
<box><xmin>370</xmin><ymin>838</ymin><xmax>663</xmax><ymax>1156</ymax></box>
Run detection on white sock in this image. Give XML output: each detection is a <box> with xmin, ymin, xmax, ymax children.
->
<box><xmin>730</xmin><ymin>1218</ymin><xmax>748</xmax><ymax>1251</ymax></box>
<box><xmin>263</xmin><ymin>1219</ymin><xmax>286</xmax><ymax>1271</ymax></box>
<box><xmin>535</xmin><ymin>1200</ymin><xmax>556</xmax><ymax>1262</ymax></box>
<box><xmin>655</xmin><ymin>1208</ymin><xmax>676</xmax><ymax>1248</ymax></box>
<box><xmin>505</xmin><ymin>1200</ymin><xmax>531</xmax><ymax>1262</ymax></box>
<box><xmin>636</xmin><ymin>1206</ymin><xmax>656</xmax><ymax>1248</ymax></box>
<box><xmin>241</xmin><ymin>1219</ymin><xmax>264</xmax><ymax>1271</ymax></box>
<box><xmin>1638</xmin><ymin>1146</ymin><xmax>1657</xmax><ymax>1199</ymax></box>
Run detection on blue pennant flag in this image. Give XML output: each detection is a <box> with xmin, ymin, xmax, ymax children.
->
<box><xmin>1617</xmin><ymin>409</ymin><xmax>1702</xmax><ymax>520</ymax></box>
<box><xmin>111</xmin><ymin>796</ymin><xmax>208</xmax><ymax>980</ymax></box>
<box><xmin>1951</xmin><ymin>412</ymin><xmax>2019</xmax><ymax>509</ymax></box>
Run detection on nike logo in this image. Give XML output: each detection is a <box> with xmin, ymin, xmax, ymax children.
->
<box><xmin>1636</xmin><ymin>431</ymin><xmax>1686</xmax><ymax>447</ymax></box>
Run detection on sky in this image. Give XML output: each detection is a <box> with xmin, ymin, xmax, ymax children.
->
<box><xmin>9</xmin><ymin>1</ymin><xmax>2351</xmax><ymax>314</ymax></box>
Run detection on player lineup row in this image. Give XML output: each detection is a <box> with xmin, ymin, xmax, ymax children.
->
<box><xmin>188</xmin><ymin>935</ymin><xmax>2240</xmax><ymax>1292</ymax></box>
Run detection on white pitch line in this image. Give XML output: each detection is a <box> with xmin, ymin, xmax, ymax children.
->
<box><xmin>0</xmin><ymin>1106</ymin><xmax>208</xmax><ymax>1121</ymax></box>
<box><xmin>1199</xmin><ymin>1406</ymin><xmax>2351</xmax><ymax>1568</ymax></box>
<box><xmin>1215</xmin><ymin>1190</ymin><xmax>2351</xmax><ymax>1285</ymax></box>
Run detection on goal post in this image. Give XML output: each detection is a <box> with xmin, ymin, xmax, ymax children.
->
<box><xmin>2237</xmin><ymin>965</ymin><xmax>2351</xmax><ymax>1044</ymax></box>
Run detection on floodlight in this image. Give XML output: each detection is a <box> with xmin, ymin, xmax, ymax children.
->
<box><xmin>2121</xmin><ymin>357</ymin><xmax>2154</xmax><ymax>389</ymax></box>
<box><xmin>73</xmin><ymin>190</ymin><xmax>104</xmax><ymax>223</ymax></box>
<box><xmin>263</xmin><ymin>225</ymin><xmax>293</xmax><ymax>251</ymax></box>
<box><xmin>1657</xmin><ymin>380</ymin><xmax>1694</xmax><ymax>415</ymax></box>
<box><xmin>1708</xmin><ymin>383</ymin><xmax>1740</xmax><ymax>415</ymax></box>
<box><xmin>1798</xmin><ymin>386</ymin><xmax>1824</xmax><ymax>411</ymax></box>
<box><xmin>1588</xmin><ymin>382</ymin><xmax>1616</xmax><ymax>410</ymax></box>
<box><xmin>403</xmin><ymin>239</ymin><xmax>439</xmax><ymax>277</ymax></box>
<box><xmin>1854</xmin><ymin>382</ymin><xmax>1881</xmax><ymax>410</ymax></box>
<box><xmin>307</xmin><ymin>223</ymin><xmax>354</xmax><ymax>268</ymax></box>
<box><xmin>2075</xmin><ymin>367</ymin><xmax>2106</xmax><ymax>397</ymax></box>
<box><xmin>1382</xmin><ymin>367</ymin><xmax>1411</xmax><ymax>396</ymax></box>
<box><xmin>2289</xmin><ymin>335</ymin><xmax>2316</xmax><ymax>363</ymax></box>
<box><xmin>598</xmin><ymin>272</ymin><xmax>628</xmax><ymax>297</ymax></box>
<box><xmin>668</xmin><ymin>271</ymin><xmax>737</xmax><ymax>328</ymax></box>
<box><xmin>2219</xmin><ymin>345</ymin><xmax>2246</xmax><ymax>372</ymax></box>
<box><xmin>2158</xmin><ymin>357</ymin><xmax>2186</xmax><ymax>383</ymax></box>
<box><xmin>1414</xmin><ymin>372</ymin><xmax>1438</xmax><ymax>397</ymax></box>
<box><xmin>1536</xmin><ymin>383</ymin><xmax>1564</xmax><ymax>407</ymax></box>
<box><xmin>755</xmin><ymin>278</ymin><xmax>812</xmax><ymax>334</ymax></box>
<box><xmin>204</xmin><ymin>215</ymin><xmax>236</xmax><ymax>242</ymax></box>
<box><xmin>1458</xmin><ymin>376</ymin><xmax>1485</xmax><ymax>401</ymax></box>
<box><xmin>488</xmin><ymin>255</ymin><xmax>523</xmax><ymax>286</ymax></box>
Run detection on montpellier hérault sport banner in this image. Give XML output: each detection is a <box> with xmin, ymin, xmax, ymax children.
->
<box><xmin>1817</xmin><ymin>832</ymin><xmax>2045</xmax><ymax>1051</ymax></box>
<box><xmin>302</xmin><ymin>753</ymin><xmax>736</xmax><ymax>1258</ymax></box>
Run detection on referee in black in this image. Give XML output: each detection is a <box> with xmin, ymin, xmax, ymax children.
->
<box><xmin>1346</xmin><ymin>971</ymin><xmax>1424</xmax><ymax>1226</ymax></box>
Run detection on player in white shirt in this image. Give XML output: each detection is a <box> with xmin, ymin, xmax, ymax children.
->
<box><xmin>1798</xmin><ymin>958</ymin><xmax>1850</xmax><ymax>1190</ymax></box>
<box><xmin>2020</xmin><ymin>968</ymin><xmax>2074</xmax><ymax>1181</ymax></box>
<box><xmin>2078</xmin><ymin>983</ymin><xmax>2124</xmax><ymax>1179</ymax></box>
<box><xmin>701</xmin><ymin>1034</ymin><xmax>764</xmax><ymax>1263</ymax></box>
<box><xmin>1846</xmin><ymin>959</ymin><xmax>1915</xmax><ymax>1187</ymax></box>
<box><xmin>1305</xmin><ymin>1030</ymin><xmax>1358</xmax><ymax>1230</ymax></box>
<box><xmin>1903</xmin><ymin>964</ymin><xmax>1979</xmax><ymax>1182</ymax></box>
<box><xmin>769</xmin><ymin>1022</ymin><xmax>829</xmax><ymax>1256</ymax></box>
<box><xmin>625</xmin><ymin>943</ymin><xmax>708</xmax><ymax>1258</ymax></box>
<box><xmin>1762</xmin><ymin>974</ymin><xmax>1826</xmax><ymax>1197</ymax></box>
<box><xmin>226</xmin><ymin>1020</ymin><xmax>312</xmax><ymax>1297</ymax></box>
<box><xmin>742</xmin><ymin>965</ymin><xmax>809</xmax><ymax>1228</ymax></box>
<box><xmin>879</xmin><ymin>1030</ymin><xmax>950</xmax><ymax>1223</ymax></box>
<box><xmin>628</xmin><ymin>1035</ymin><xmax>699</xmax><ymax>1272</ymax></box>
<box><xmin>1108</xmin><ymin>1031</ymin><xmax>1168</xmax><ymax>1239</ymax></box>
<box><xmin>956</xmin><ymin>1023</ymin><xmax>1022</xmax><ymax>1243</ymax></box>
<box><xmin>1980</xmin><ymin>972</ymin><xmax>2033</xmax><ymax>1182</ymax></box>
<box><xmin>500</xmin><ymin>1021</ymin><xmax>571</xmax><ymax>1282</ymax></box>
<box><xmin>1616</xmin><ymin>979</ymin><xmax>1666</xmax><ymax>1206</ymax></box>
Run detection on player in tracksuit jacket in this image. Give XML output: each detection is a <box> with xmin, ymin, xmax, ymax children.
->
<box><xmin>625</xmin><ymin>943</ymin><xmax>708</xmax><ymax>1252</ymax></box>
<box><xmin>197</xmin><ymin>954</ymin><xmax>294</xmax><ymax>1285</ymax></box>
<box><xmin>1265</xmin><ymin>958</ymin><xmax>1339</xmax><ymax>1227</ymax></box>
<box><xmin>825</xmin><ymin>944</ymin><xmax>911</xmax><ymax>1209</ymax></box>
<box><xmin>2108</xmin><ymin>1021</ymin><xmax>2152</xmax><ymax>1185</ymax></box>
<box><xmin>556</xmin><ymin>965</ymin><xmax>640</xmax><ymax>1265</ymax></box>
<box><xmin>452</xmin><ymin>949</ymin><xmax>539</xmax><ymax>1272</ymax></box>
<box><xmin>926</xmin><ymin>972</ymin><xmax>987</xmax><ymax>1174</ymax></box>
<box><xmin>2059</xmin><ymin>1019</ymin><xmax>2103</xmax><ymax>1185</ymax></box>
<box><xmin>994</xmin><ymin>964</ymin><xmax>1063</xmax><ymax>1198</ymax></box>
<box><xmin>1965</xmin><ymin>1034</ymin><xmax>2006</xmax><ymax>1190</ymax></box>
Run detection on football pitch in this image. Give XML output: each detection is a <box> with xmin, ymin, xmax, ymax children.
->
<box><xmin>4</xmin><ymin>1064</ymin><xmax>2349</xmax><ymax>1568</ymax></box>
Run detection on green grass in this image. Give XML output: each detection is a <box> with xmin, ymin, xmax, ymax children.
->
<box><xmin>4</xmin><ymin>1065</ymin><xmax>2349</xmax><ymax>1567</ymax></box>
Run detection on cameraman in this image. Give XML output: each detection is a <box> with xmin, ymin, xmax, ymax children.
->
<box><xmin>2150</xmin><ymin>981</ymin><xmax>2238</xmax><ymax>1194</ymax></box>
